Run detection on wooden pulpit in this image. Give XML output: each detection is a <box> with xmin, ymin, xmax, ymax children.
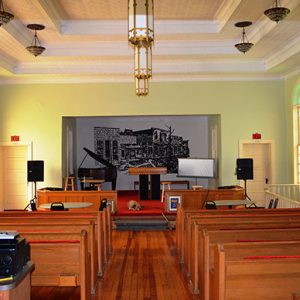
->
<box><xmin>128</xmin><ymin>167</ymin><xmax>167</xmax><ymax>200</ymax></box>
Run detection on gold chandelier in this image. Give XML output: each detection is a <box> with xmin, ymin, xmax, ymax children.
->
<box><xmin>128</xmin><ymin>0</ymin><xmax>154</xmax><ymax>96</ymax></box>
<box><xmin>134</xmin><ymin>41</ymin><xmax>152</xmax><ymax>79</ymax></box>
<box><xmin>264</xmin><ymin>0</ymin><xmax>290</xmax><ymax>23</ymax></box>
<box><xmin>135</xmin><ymin>77</ymin><xmax>149</xmax><ymax>96</ymax></box>
<box><xmin>0</xmin><ymin>0</ymin><xmax>14</xmax><ymax>27</ymax></box>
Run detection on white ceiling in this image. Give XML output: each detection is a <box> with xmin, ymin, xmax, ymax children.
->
<box><xmin>0</xmin><ymin>0</ymin><xmax>300</xmax><ymax>84</ymax></box>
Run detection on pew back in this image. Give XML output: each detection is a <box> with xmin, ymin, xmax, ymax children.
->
<box><xmin>212</xmin><ymin>241</ymin><xmax>300</xmax><ymax>300</ymax></box>
<box><xmin>0</xmin><ymin>208</ymin><xmax>112</xmax><ymax>276</ymax></box>
<box><xmin>21</xmin><ymin>229</ymin><xmax>90</xmax><ymax>300</ymax></box>
<box><xmin>0</xmin><ymin>218</ymin><xmax>97</xmax><ymax>293</ymax></box>
<box><xmin>199</xmin><ymin>228</ymin><xmax>300</xmax><ymax>300</ymax></box>
<box><xmin>181</xmin><ymin>209</ymin><xmax>300</xmax><ymax>276</ymax></box>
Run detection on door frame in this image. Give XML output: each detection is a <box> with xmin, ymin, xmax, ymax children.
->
<box><xmin>238</xmin><ymin>139</ymin><xmax>275</xmax><ymax>185</ymax></box>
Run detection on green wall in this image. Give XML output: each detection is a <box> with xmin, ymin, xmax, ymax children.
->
<box><xmin>0</xmin><ymin>80</ymin><xmax>286</xmax><ymax>187</ymax></box>
<box><xmin>285</xmin><ymin>74</ymin><xmax>300</xmax><ymax>182</ymax></box>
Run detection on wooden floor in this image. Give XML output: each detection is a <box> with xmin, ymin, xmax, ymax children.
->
<box><xmin>31</xmin><ymin>230</ymin><xmax>198</xmax><ymax>300</ymax></box>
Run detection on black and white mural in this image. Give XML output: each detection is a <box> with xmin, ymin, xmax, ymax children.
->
<box><xmin>76</xmin><ymin>115</ymin><xmax>212</xmax><ymax>190</ymax></box>
<box><xmin>93</xmin><ymin>126</ymin><xmax>190</xmax><ymax>173</ymax></box>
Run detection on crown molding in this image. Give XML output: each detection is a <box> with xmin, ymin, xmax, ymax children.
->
<box><xmin>35</xmin><ymin>40</ymin><xmax>238</xmax><ymax>57</ymax></box>
<box><xmin>0</xmin><ymin>51</ymin><xmax>18</xmax><ymax>73</ymax></box>
<box><xmin>36</xmin><ymin>0</ymin><xmax>64</xmax><ymax>31</ymax></box>
<box><xmin>3</xmin><ymin>20</ymin><xmax>33</xmax><ymax>47</ymax></box>
<box><xmin>0</xmin><ymin>72</ymin><xmax>282</xmax><ymax>85</ymax></box>
<box><xmin>266</xmin><ymin>34</ymin><xmax>300</xmax><ymax>70</ymax></box>
<box><xmin>60</xmin><ymin>19</ymin><xmax>220</xmax><ymax>37</ymax></box>
<box><xmin>43</xmin><ymin>41</ymin><xmax>132</xmax><ymax>56</ymax></box>
<box><xmin>215</xmin><ymin>0</ymin><xmax>242</xmax><ymax>30</ymax></box>
<box><xmin>11</xmin><ymin>56</ymin><xmax>265</xmax><ymax>76</ymax></box>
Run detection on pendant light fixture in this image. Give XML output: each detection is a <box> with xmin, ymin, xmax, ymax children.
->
<box><xmin>128</xmin><ymin>0</ymin><xmax>154</xmax><ymax>96</ymax></box>
<box><xmin>134</xmin><ymin>41</ymin><xmax>152</xmax><ymax>80</ymax></box>
<box><xmin>0</xmin><ymin>0</ymin><xmax>14</xmax><ymax>27</ymax></box>
<box><xmin>135</xmin><ymin>77</ymin><xmax>149</xmax><ymax>96</ymax></box>
<box><xmin>264</xmin><ymin>0</ymin><xmax>290</xmax><ymax>23</ymax></box>
<box><xmin>26</xmin><ymin>24</ymin><xmax>46</xmax><ymax>57</ymax></box>
<box><xmin>128</xmin><ymin>0</ymin><xmax>154</xmax><ymax>46</ymax></box>
<box><xmin>234</xmin><ymin>21</ymin><xmax>253</xmax><ymax>54</ymax></box>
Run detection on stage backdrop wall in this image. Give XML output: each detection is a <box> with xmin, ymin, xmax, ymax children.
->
<box><xmin>75</xmin><ymin>115</ymin><xmax>212</xmax><ymax>190</ymax></box>
<box><xmin>0</xmin><ymin>79</ymin><xmax>288</xmax><ymax>192</ymax></box>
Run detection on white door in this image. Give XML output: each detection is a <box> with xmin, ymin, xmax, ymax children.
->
<box><xmin>239</xmin><ymin>140</ymin><xmax>274</xmax><ymax>207</ymax></box>
<box><xmin>66</xmin><ymin>126</ymin><xmax>74</xmax><ymax>176</ymax></box>
<box><xmin>0</xmin><ymin>143</ymin><xmax>32</xmax><ymax>210</ymax></box>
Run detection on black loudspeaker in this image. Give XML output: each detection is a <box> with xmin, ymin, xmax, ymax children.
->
<box><xmin>236</xmin><ymin>158</ymin><xmax>253</xmax><ymax>180</ymax></box>
<box><xmin>27</xmin><ymin>160</ymin><xmax>44</xmax><ymax>182</ymax></box>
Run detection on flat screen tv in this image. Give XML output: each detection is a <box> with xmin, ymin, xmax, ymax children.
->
<box><xmin>177</xmin><ymin>158</ymin><xmax>216</xmax><ymax>178</ymax></box>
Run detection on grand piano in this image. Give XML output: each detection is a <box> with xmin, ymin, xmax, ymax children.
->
<box><xmin>78</xmin><ymin>147</ymin><xmax>117</xmax><ymax>190</ymax></box>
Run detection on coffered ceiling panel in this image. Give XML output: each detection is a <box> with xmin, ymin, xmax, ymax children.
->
<box><xmin>0</xmin><ymin>0</ymin><xmax>299</xmax><ymax>84</ymax></box>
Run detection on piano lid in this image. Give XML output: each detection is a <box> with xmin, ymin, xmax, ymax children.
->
<box><xmin>79</xmin><ymin>147</ymin><xmax>116</xmax><ymax>169</ymax></box>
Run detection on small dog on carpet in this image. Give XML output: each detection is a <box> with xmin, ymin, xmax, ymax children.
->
<box><xmin>128</xmin><ymin>200</ymin><xmax>142</xmax><ymax>211</ymax></box>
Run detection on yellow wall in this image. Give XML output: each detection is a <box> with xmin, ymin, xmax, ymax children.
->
<box><xmin>0</xmin><ymin>80</ymin><xmax>286</xmax><ymax>187</ymax></box>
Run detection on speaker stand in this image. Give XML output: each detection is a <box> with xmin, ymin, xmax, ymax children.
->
<box><xmin>24</xmin><ymin>181</ymin><xmax>37</xmax><ymax>211</ymax></box>
<box><xmin>243</xmin><ymin>179</ymin><xmax>257</xmax><ymax>208</ymax></box>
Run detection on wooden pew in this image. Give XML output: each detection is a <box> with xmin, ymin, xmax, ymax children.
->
<box><xmin>176</xmin><ymin>205</ymin><xmax>300</xmax><ymax>259</ymax></box>
<box><xmin>184</xmin><ymin>210</ymin><xmax>297</xmax><ymax>275</ymax></box>
<box><xmin>102</xmin><ymin>204</ymin><xmax>113</xmax><ymax>262</ymax></box>
<box><xmin>177</xmin><ymin>205</ymin><xmax>261</xmax><ymax>260</ymax></box>
<box><xmin>189</xmin><ymin>214</ymin><xmax>300</xmax><ymax>295</ymax></box>
<box><xmin>0</xmin><ymin>218</ymin><xmax>97</xmax><ymax>294</ymax></box>
<box><xmin>212</xmin><ymin>241</ymin><xmax>300</xmax><ymax>300</ymax></box>
<box><xmin>19</xmin><ymin>229</ymin><xmax>91</xmax><ymax>300</ymax></box>
<box><xmin>176</xmin><ymin>207</ymin><xmax>300</xmax><ymax>297</ymax></box>
<box><xmin>37</xmin><ymin>189</ymin><xmax>118</xmax><ymax>212</ymax></box>
<box><xmin>177</xmin><ymin>207</ymin><xmax>300</xmax><ymax>275</ymax></box>
<box><xmin>0</xmin><ymin>207</ymin><xmax>112</xmax><ymax>276</ymax></box>
<box><xmin>199</xmin><ymin>227</ymin><xmax>300</xmax><ymax>300</ymax></box>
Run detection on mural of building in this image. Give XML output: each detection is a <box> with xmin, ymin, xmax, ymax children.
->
<box><xmin>94</xmin><ymin>126</ymin><xmax>190</xmax><ymax>173</ymax></box>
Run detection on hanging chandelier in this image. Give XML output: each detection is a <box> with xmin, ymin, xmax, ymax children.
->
<box><xmin>264</xmin><ymin>0</ymin><xmax>290</xmax><ymax>23</ymax></box>
<box><xmin>136</xmin><ymin>77</ymin><xmax>149</xmax><ymax>96</ymax></box>
<box><xmin>134</xmin><ymin>41</ymin><xmax>152</xmax><ymax>79</ymax></box>
<box><xmin>0</xmin><ymin>0</ymin><xmax>14</xmax><ymax>27</ymax></box>
<box><xmin>234</xmin><ymin>21</ymin><xmax>253</xmax><ymax>54</ymax></box>
<box><xmin>128</xmin><ymin>0</ymin><xmax>154</xmax><ymax>96</ymax></box>
<box><xmin>128</xmin><ymin>0</ymin><xmax>154</xmax><ymax>46</ymax></box>
<box><xmin>26</xmin><ymin>24</ymin><xmax>46</xmax><ymax>57</ymax></box>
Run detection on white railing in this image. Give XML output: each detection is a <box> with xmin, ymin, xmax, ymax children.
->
<box><xmin>264</xmin><ymin>184</ymin><xmax>300</xmax><ymax>208</ymax></box>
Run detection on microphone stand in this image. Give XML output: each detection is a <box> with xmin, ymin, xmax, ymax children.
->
<box><xmin>243</xmin><ymin>179</ymin><xmax>257</xmax><ymax>208</ymax></box>
<box><xmin>24</xmin><ymin>181</ymin><xmax>37</xmax><ymax>211</ymax></box>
